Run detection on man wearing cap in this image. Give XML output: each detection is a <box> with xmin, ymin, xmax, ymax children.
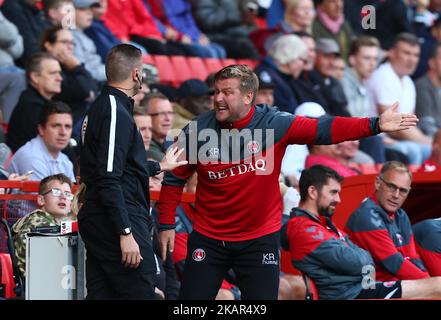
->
<box><xmin>173</xmin><ymin>79</ymin><xmax>214</xmax><ymax>130</ymax></box>
<box><xmin>71</xmin><ymin>0</ymin><xmax>107</xmax><ymax>82</ymax></box>
<box><xmin>255</xmin><ymin>72</ymin><xmax>275</xmax><ymax>107</ymax></box>
<box><xmin>312</xmin><ymin>37</ymin><xmax>350</xmax><ymax>117</ymax></box>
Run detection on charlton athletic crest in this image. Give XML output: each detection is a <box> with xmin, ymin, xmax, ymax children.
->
<box><xmin>247</xmin><ymin>140</ymin><xmax>260</xmax><ymax>154</ymax></box>
<box><xmin>192</xmin><ymin>248</ymin><xmax>206</xmax><ymax>262</ymax></box>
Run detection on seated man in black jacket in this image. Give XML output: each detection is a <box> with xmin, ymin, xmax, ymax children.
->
<box><xmin>7</xmin><ymin>52</ymin><xmax>62</xmax><ymax>152</ymax></box>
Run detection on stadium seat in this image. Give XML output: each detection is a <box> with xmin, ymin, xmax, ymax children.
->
<box><xmin>187</xmin><ymin>57</ymin><xmax>210</xmax><ymax>81</ymax></box>
<box><xmin>0</xmin><ymin>253</ymin><xmax>15</xmax><ymax>298</ymax></box>
<box><xmin>152</xmin><ymin>55</ymin><xmax>176</xmax><ymax>86</ymax></box>
<box><xmin>302</xmin><ymin>273</ymin><xmax>319</xmax><ymax>300</ymax></box>
<box><xmin>204</xmin><ymin>58</ymin><xmax>224</xmax><ymax>74</ymax></box>
<box><xmin>359</xmin><ymin>163</ymin><xmax>379</xmax><ymax>175</ymax></box>
<box><xmin>221</xmin><ymin>58</ymin><xmax>237</xmax><ymax>67</ymax></box>
<box><xmin>142</xmin><ymin>54</ymin><xmax>154</xmax><ymax>65</ymax></box>
<box><xmin>170</xmin><ymin>56</ymin><xmax>193</xmax><ymax>85</ymax></box>
<box><xmin>236</xmin><ymin>59</ymin><xmax>259</xmax><ymax>69</ymax></box>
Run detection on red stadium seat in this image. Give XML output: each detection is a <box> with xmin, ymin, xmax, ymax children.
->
<box><xmin>152</xmin><ymin>55</ymin><xmax>176</xmax><ymax>85</ymax></box>
<box><xmin>170</xmin><ymin>55</ymin><xmax>193</xmax><ymax>85</ymax></box>
<box><xmin>204</xmin><ymin>58</ymin><xmax>223</xmax><ymax>74</ymax></box>
<box><xmin>187</xmin><ymin>57</ymin><xmax>210</xmax><ymax>81</ymax></box>
<box><xmin>142</xmin><ymin>54</ymin><xmax>154</xmax><ymax>65</ymax></box>
<box><xmin>236</xmin><ymin>59</ymin><xmax>259</xmax><ymax>69</ymax></box>
<box><xmin>221</xmin><ymin>58</ymin><xmax>237</xmax><ymax>67</ymax></box>
<box><xmin>359</xmin><ymin>163</ymin><xmax>379</xmax><ymax>175</ymax></box>
<box><xmin>0</xmin><ymin>253</ymin><xmax>15</xmax><ymax>298</ymax></box>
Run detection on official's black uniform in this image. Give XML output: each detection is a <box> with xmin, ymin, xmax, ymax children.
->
<box><xmin>78</xmin><ymin>85</ymin><xmax>159</xmax><ymax>299</ymax></box>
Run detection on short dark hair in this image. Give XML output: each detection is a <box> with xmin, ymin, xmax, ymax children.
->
<box><xmin>26</xmin><ymin>52</ymin><xmax>58</xmax><ymax>83</ymax></box>
<box><xmin>349</xmin><ymin>36</ymin><xmax>380</xmax><ymax>57</ymax></box>
<box><xmin>39</xmin><ymin>173</ymin><xmax>73</xmax><ymax>195</ymax></box>
<box><xmin>42</xmin><ymin>0</ymin><xmax>72</xmax><ymax>15</ymax></box>
<box><xmin>133</xmin><ymin>105</ymin><xmax>149</xmax><ymax>117</ymax></box>
<box><xmin>40</xmin><ymin>25</ymin><xmax>64</xmax><ymax>51</ymax></box>
<box><xmin>214</xmin><ymin>64</ymin><xmax>259</xmax><ymax>105</ymax></box>
<box><xmin>392</xmin><ymin>32</ymin><xmax>420</xmax><ymax>49</ymax></box>
<box><xmin>38</xmin><ymin>101</ymin><xmax>73</xmax><ymax>127</ymax></box>
<box><xmin>299</xmin><ymin>165</ymin><xmax>344</xmax><ymax>202</ymax></box>
<box><xmin>141</xmin><ymin>92</ymin><xmax>169</xmax><ymax>111</ymax></box>
<box><xmin>105</xmin><ymin>44</ymin><xmax>142</xmax><ymax>83</ymax></box>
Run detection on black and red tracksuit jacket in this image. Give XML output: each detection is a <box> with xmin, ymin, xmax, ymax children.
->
<box><xmin>281</xmin><ymin>208</ymin><xmax>375</xmax><ymax>300</ymax></box>
<box><xmin>345</xmin><ymin>196</ymin><xmax>429</xmax><ymax>281</ymax></box>
<box><xmin>413</xmin><ymin>218</ymin><xmax>441</xmax><ymax>276</ymax></box>
<box><xmin>158</xmin><ymin>104</ymin><xmax>380</xmax><ymax>241</ymax></box>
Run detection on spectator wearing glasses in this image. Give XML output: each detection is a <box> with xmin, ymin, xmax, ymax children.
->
<box><xmin>143</xmin><ymin>92</ymin><xmax>175</xmax><ymax>161</ymax></box>
<box><xmin>41</xmin><ymin>25</ymin><xmax>98</xmax><ymax>130</ymax></box>
<box><xmin>8</xmin><ymin>101</ymin><xmax>75</xmax><ymax>182</ymax></box>
<box><xmin>345</xmin><ymin>161</ymin><xmax>430</xmax><ymax>282</ymax></box>
<box><xmin>12</xmin><ymin>173</ymin><xmax>75</xmax><ymax>278</ymax></box>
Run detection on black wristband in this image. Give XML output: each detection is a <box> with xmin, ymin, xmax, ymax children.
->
<box><xmin>375</xmin><ymin>117</ymin><xmax>382</xmax><ymax>133</ymax></box>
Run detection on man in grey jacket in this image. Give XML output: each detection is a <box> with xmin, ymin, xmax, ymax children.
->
<box><xmin>415</xmin><ymin>43</ymin><xmax>441</xmax><ymax>137</ymax></box>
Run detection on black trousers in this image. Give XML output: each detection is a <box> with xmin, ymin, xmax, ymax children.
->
<box><xmin>78</xmin><ymin>213</ymin><xmax>157</xmax><ymax>300</ymax></box>
<box><xmin>179</xmin><ymin>230</ymin><xmax>280</xmax><ymax>300</ymax></box>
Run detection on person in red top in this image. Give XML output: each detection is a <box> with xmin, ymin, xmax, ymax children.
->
<box><xmin>345</xmin><ymin>161</ymin><xmax>430</xmax><ymax>282</ymax></box>
<box><xmin>157</xmin><ymin>64</ymin><xmax>418</xmax><ymax>300</ymax></box>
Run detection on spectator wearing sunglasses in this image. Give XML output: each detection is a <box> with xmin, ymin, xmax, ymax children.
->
<box><xmin>12</xmin><ymin>173</ymin><xmax>75</xmax><ymax>278</ymax></box>
<box><xmin>345</xmin><ymin>161</ymin><xmax>430</xmax><ymax>282</ymax></box>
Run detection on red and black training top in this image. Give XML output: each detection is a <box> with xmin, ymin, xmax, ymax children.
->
<box><xmin>158</xmin><ymin>104</ymin><xmax>380</xmax><ymax>242</ymax></box>
<box><xmin>345</xmin><ymin>197</ymin><xmax>429</xmax><ymax>281</ymax></box>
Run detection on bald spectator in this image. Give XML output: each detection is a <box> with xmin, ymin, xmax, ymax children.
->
<box><xmin>7</xmin><ymin>53</ymin><xmax>63</xmax><ymax>152</ymax></box>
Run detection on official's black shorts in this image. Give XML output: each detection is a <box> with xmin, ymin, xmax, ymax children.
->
<box><xmin>179</xmin><ymin>230</ymin><xmax>280</xmax><ymax>300</ymax></box>
<box><xmin>356</xmin><ymin>281</ymin><xmax>402</xmax><ymax>299</ymax></box>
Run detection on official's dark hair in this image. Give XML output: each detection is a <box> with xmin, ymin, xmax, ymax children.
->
<box><xmin>105</xmin><ymin>44</ymin><xmax>142</xmax><ymax>83</ymax></box>
<box><xmin>26</xmin><ymin>52</ymin><xmax>58</xmax><ymax>83</ymax></box>
<box><xmin>40</xmin><ymin>25</ymin><xmax>64</xmax><ymax>51</ymax></box>
<box><xmin>38</xmin><ymin>101</ymin><xmax>73</xmax><ymax>127</ymax></box>
<box><xmin>392</xmin><ymin>32</ymin><xmax>420</xmax><ymax>49</ymax></box>
<box><xmin>299</xmin><ymin>165</ymin><xmax>344</xmax><ymax>202</ymax></box>
<box><xmin>214</xmin><ymin>64</ymin><xmax>259</xmax><ymax>105</ymax></box>
<box><xmin>39</xmin><ymin>173</ymin><xmax>73</xmax><ymax>195</ymax></box>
